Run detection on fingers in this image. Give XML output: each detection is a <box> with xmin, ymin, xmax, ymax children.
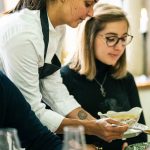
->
<box><xmin>108</xmin><ymin>123</ymin><xmax>128</xmax><ymax>133</ymax></box>
<box><xmin>97</xmin><ymin>129</ymin><xmax>124</xmax><ymax>142</ymax></box>
<box><xmin>86</xmin><ymin>144</ymin><xmax>97</xmax><ymax>150</ymax></box>
<box><xmin>105</xmin><ymin>118</ymin><xmax>129</xmax><ymax>132</ymax></box>
<box><xmin>95</xmin><ymin>118</ymin><xmax>128</xmax><ymax>142</ymax></box>
<box><xmin>107</xmin><ymin>118</ymin><xmax>128</xmax><ymax>126</ymax></box>
<box><xmin>122</xmin><ymin>142</ymin><xmax>128</xmax><ymax>150</ymax></box>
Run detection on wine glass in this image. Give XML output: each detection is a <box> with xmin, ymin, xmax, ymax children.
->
<box><xmin>62</xmin><ymin>126</ymin><xmax>87</xmax><ymax>150</ymax></box>
<box><xmin>145</xmin><ymin>144</ymin><xmax>150</xmax><ymax>150</ymax></box>
<box><xmin>0</xmin><ymin>128</ymin><xmax>21</xmax><ymax>150</ymax></box>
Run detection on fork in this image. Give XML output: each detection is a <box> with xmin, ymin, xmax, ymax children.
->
<box><xmin>112</xmin><ymin>123</ymin><xmax>150</xmax><ymax>134</ymax></box>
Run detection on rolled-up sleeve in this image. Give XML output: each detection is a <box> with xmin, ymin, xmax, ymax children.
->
<box><xmin>40</xmin><ymin>70</ymin><xmax>81</xmax><ymax>116</ymax></box>
<box><xmin>0</xmin><ymin>33</ymin><xmax>66</xmax><ymax>132</ymax></box>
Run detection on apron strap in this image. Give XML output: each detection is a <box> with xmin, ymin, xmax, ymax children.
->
<box><xmin>39</xmin><ymin>8</ymin><xmax>61</xmax><ymax>79</ymax></box>
<box><xmin>40</xmin><ymin>8</ymin><xmax>49</xmax><ymax>60</ymax></box>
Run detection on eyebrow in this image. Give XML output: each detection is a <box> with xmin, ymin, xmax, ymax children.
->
<box><xmin>105</xmin><ymin>32</ymin><xmax>128</xmax><ymax>36</ymax></box>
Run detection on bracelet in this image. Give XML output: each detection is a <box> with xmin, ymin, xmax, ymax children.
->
<box><xmin>95</xmin><ymin>146</ymin><xmax>103</xmax><ymax>150</ymax></box>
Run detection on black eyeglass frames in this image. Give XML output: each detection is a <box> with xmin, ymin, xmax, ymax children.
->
<box><xmin>97</xmin><ymin>34</ymin><xmax>133</xmax><ymax>47</ymax></box>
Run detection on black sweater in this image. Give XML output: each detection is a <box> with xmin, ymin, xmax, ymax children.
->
<box><xmin>61</xmin><ymin>61</ymin><xmax>147</xmax><ymax>150</ymax></box>
<box><xmin>0</xmin><ymin>71</ymin><xmax>62</xmax><ymax>150</ymax></box>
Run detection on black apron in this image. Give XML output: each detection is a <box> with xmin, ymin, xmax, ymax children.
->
<box><xmin>39</xmin><ymin>8</ymin><xmax>61</xmax><ymax>79</ymax></box>
<box><xmin>39</xmin><ymin>8</ymin><xmax>61</xmax><ymax>108</ymax></box>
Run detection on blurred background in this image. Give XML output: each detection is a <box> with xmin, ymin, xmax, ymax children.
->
<box><xmin>0</xmin><ymin>0</ymin><xmax>150</xmax><ymax>141</ymax></box>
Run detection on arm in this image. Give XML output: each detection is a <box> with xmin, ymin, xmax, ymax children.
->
<box><xmin>1</xmin><ymin>23</ymin><xmax>89</xmax><ymax>132</ymax></box>
<box><xmin>66</xmin><ymin>107</ymin><xmax>95</xmax><ymax>120</ymax></box>
<box><xmin>56</xmin><ymin>117</ymin><xmax>128</xmax><ymax>142</ymax></box>
<box><xmin>0</xmin><ymin>71</ymin><xmax>62</xmax><ymax>150</ymax></box>
<box><xmin>0</xmin><ymin>20</ymin><xmax>128</xmax><ymax>142</ymax></box>
<box><xmin>0</xmin><ymin>30</ymin><xmax>69</xmax><ymax>132</ymax></box>
<box><xmin>38</xmin><ymin>63</ymin><xmax>128</xmax><ymax>141</ymax></box>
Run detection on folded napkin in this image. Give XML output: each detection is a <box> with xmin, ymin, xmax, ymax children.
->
<box><xmin>98</xmin><ymin>107</ymin><xmax>142</xmax><ymax>127</ymax></box>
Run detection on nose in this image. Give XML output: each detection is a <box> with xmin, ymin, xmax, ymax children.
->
<box><xmin>114</xmin><ymin>40</ymin><xmax>125</xmax><ymax>50</ymax></box>
<box><xmin>87</xmin><ymin>7</ymin><xmax>94</xmax><ymax>17</ymax></box>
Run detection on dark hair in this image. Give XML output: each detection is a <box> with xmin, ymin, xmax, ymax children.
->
<box><xmin>7</xmin><ymin>0</ymin><xmax>47</xmax><ymax>13</ymax></box>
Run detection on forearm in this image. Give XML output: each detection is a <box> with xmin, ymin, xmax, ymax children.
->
<box><xmin>66</xmin><ymin>107</ymin><xmax>96</xmax><ymax>120</ymax></box>
<box><xmin>55</xmin><ymin>117</ymin><xmax>96</xmax><ymax>134</ymax></box>
<box><xmin>56</xmin><ymin>117</ymin><xmax>128</xmax><ymax>143</ymax></box>
<box><xmin>55</xmin><ymin>107</ymin><xmax>96</xmax><ymax>134</ymax></box>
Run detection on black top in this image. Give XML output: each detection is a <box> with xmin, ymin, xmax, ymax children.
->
<box><xmin>0</xmin><ymin>71</ymin><xmax>62</xmax><ymax>150</ymax></box>
<box><xmin>61</xmin><ymin>60</ymin><xmax>147</xmax><ymax>150</ymax></box>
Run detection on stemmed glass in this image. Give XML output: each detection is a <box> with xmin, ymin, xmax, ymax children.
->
<box><xmin>62</xmin><ymin>126</ymin><xmax>87</xmax><ymax>150</ymax></box>
<box><xmin>145</xmin><ymin>144</ymin><xmax>150</xmax><ymax>150</ymax></box>
<box><xmin>0</xmin><ymin>128</ymin><xmax>21</xmax><ymax>150</ymax></box>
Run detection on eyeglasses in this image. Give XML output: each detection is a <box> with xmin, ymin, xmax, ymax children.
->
<box><xmin>97</xmin><ymin>34</ymin><xmax>133</xmax><ymax>47</ymax></box>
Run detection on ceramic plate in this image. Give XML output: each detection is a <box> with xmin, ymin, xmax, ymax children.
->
<box><xmin>123</xmin><ymin>123</ymin><xmax>148</xmax><ymax>139</ymax></box>
<box><xmin>123</xmin><ymin>128</ymin><xmax>142</xmax><ymax>139</ymax></box>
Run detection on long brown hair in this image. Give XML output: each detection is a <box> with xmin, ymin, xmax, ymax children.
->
<box><xmin>69</xmin><ymin>3</ymin><xmax>130</xmax><ymax>80</ymax></box>
<box><xmin>5</xmin><ymin>0</ymin><xmax>48</xmax><ymax>14</ymax></box>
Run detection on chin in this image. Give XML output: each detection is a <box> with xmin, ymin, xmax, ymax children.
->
<box><xmin>108</xmin><ymin>61</ymin><xmax>117</xmax><ymax>66</ymax></box>
<box><xmin>69</xmin><ymin>23</ymin><xmax>79</xmax><ymax>28</ymax></box>
<box><xmin>112</xmin><ymin>62</ymin><xmax>117</xmax><ymax>66</ymax></box>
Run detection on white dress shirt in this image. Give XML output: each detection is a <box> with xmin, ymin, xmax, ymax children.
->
<box><xmin>0</xmin><ymin>9</ymin><xmax>80</xmax><ymax>132</ymax></box>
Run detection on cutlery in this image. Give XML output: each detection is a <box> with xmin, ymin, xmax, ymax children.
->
<box><xmin>112</xmin><ymin>123</ymin><xmax>150</xmax><ymax>134</ymax></box>
<box><xmin>129</xmin><ymin>126</ymin><xmax>150</xmax><ymax>134</ymax></box>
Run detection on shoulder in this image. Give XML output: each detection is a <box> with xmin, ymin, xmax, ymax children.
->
<box><xmin>0</xmin><ymin>8</ymin><xmax>41</xmax><ymax>30</ymax></box>
<box><xmin>61</xmin><ymin>65</ymin><xmax>79</xmax><ymax>81</ymax></box>
<box><xmin>61</xmin><ymin>65</ymin><xmax>76</xmax><ymax>77</ymax></box>
<box><xmin>0</xmin><ymin>71</ymin><xmax>8</xmax><ymax>85</ymax></box>
<box><xmin>61</xmin><ymin>65</ymin><xmax>86</xmax><ymax>83</ymax></box>
<box><xmin>0</xmin><ymin>9</ymin><xmax>42</xmax><ymax>44</ymax></box>
<box><xmin>112</xmin><ymin>72</ymin><xmax>135</xmax><ymax>86</ymax></box>
<box><xmin>0</xmin><ymin>9</ymin><xmax>44</xmax><ymax>57</ymax></box>
<box><xmin>0</xmin><ymin>71</ymin><xmax>14</xmax><ymax>95</ymax></box>
<box><xmin>0</xmin><ymin>71</ymin><xmax>28</xmax><ymax>107</ymax></box>
<box><xmin>121</xmin><ymin>72</ymin><xmax>136</xmax><ymax>88</ymax></box>
<box><xmin>124</xmin><ymin>72</ymin><xmax>135</xmax><ymax>81</ymax></box>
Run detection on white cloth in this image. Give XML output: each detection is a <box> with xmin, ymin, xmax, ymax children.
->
<box><xmin>0</xmin><ymin>9</ymin><xmax>80</xmax><ymax>132</ymax></box>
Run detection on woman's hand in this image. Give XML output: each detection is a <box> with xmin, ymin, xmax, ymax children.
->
<box><xmin>86</xmin><ymin>144</ymin><xmax>97</xmax><ymax>150</ymax></box>
<box><xmin>89</xmin><ymin>118</ymin><xmax>128</xmax><ymax>142</ymax></box>
<box><xmin>122</xmin><ymin>142</ymin><xmax>128</xmax><ymax>150</ymax></box>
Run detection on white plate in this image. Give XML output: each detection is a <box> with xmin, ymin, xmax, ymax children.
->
<box><xmin>123</xmin><ymin>123</ymin><xmax>148</xmax><ymax>139</ymax></box>
<box><xmin>123</xmin><ymin>129</ymin><xmax>142</xmax><ymax>139</ymax></box>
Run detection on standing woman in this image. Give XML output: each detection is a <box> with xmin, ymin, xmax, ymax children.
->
<box><xmin>0</xmin><ymin>0</ymin><xmax>128</xmax><ymax>142</ymax></box>
<box><xmin>61</xmin><ymin>3</ymin><xmax>147</xmax><ymax>150</ymax></box>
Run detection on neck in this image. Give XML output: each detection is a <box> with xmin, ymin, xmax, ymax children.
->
<box><xmin>47</xmin><ymin>1</ymin><xmax>64</xmax><ymax>28</ymax></box>
<box><xmin>95</xmin><ymin>59</ymin><xmax>111</xmax><ymax>76</ymax></box>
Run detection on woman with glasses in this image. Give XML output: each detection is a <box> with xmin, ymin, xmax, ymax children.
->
<box><xmin>60</xmin><ymin>3</ymin><xmax>147</xmax><ymax>150</ymax></box>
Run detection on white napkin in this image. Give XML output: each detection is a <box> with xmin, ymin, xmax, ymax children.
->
<box><xmin>98</xmin><ymin>107</ymin><xmax>142</xmax><ymax>127</ymax></box>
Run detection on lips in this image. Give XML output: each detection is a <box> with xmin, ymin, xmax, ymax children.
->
<box><xmin>109</xmin><ymin>53</ymin><xmax>120</xmax><ymax>58</ymax></box>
